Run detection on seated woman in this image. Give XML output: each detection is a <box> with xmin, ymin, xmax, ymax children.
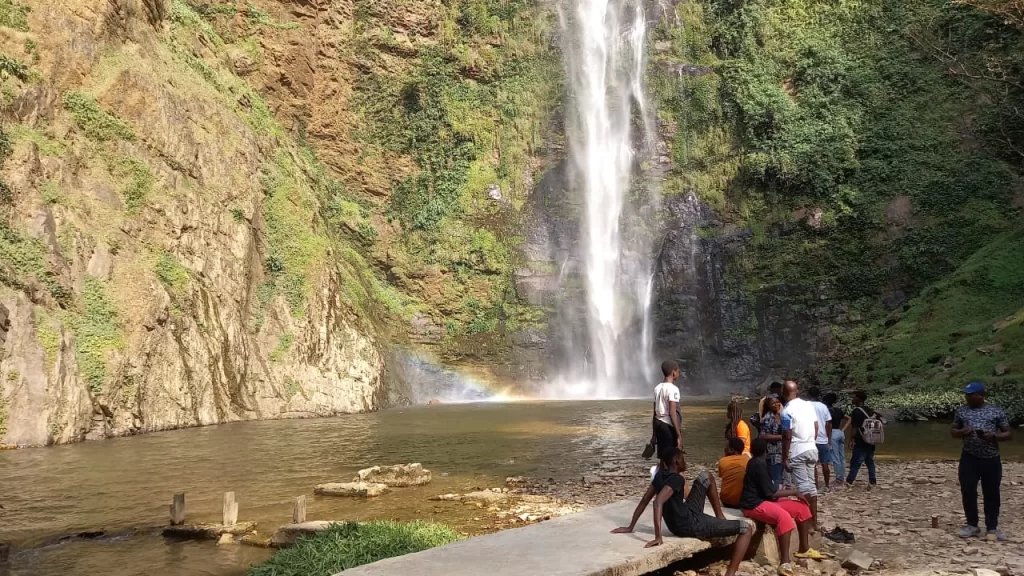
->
<box><xmin>612</xmin><ymin>448</ymin><xmax>753</xmax><ymax>576</ymax></box>
<box><xmin>718</xmin><ymin>437</ymin><xmax>749</xmax><ymax>508</ymax></box>
<box><xmin>741</xmin><ymin>438</ymin><xmax>823</xmax><ymax>576</ymax></box>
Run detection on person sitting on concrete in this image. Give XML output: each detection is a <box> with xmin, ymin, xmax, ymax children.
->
<box><xmin>725</xmin><ymin>399</ymin><xmax>752</xmax><ymax>457</ymax></box>
<box><xmin>781</xmin><ymin>380</ymin><xmax>820</xmax><ymax>529</ymax></box>
<box><xmin>952</xmin><ymin>381</ymin><xmax>1012</xmax><ymax>541</ymax></box>
<box><xmin>718</xmin><ymin>437</ymin><xmax>749</xmax><ymax>508</ymax></box>
<box><xmin>741</xmin><ymin>438</ymin><xmax>820</xmax><ymax>575</ymax></box>
<box><xmin>612</xmin><ymin>447</ymin><xmax>753</xmax><ymax>576</ymax></box>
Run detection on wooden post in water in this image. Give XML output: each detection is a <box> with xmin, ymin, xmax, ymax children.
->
<box><xmin>293</xmin><ymin>495</ymin><xmax>306</xmax><ymax>524</ymax></box>
<box><xmin>223</xmin><ymin>492</ymin><xmax>238</xmax><ymax>526</ymax></box>
<box><xmin>169</xmin><ymin>493</ymin><xmax>186</xmax><ymax>526</ymax></box>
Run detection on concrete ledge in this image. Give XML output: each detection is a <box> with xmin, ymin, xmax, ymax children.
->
<box><xmin>339</xmin><ymin>500</ymin><xmax>720</xmax><ymax>576</ymax></box>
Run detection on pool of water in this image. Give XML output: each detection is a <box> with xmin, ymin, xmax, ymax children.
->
<box><xmin>1</xmin><ymin>399</ymin><xmax>1020</xmax><ymax>575</ymax></box>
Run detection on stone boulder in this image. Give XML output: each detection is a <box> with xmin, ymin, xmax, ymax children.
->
<box><xmin>314</xmin><ymin>482</ymin><xmax>388</xmax><ymax>497</ymax></box>
<box><xmin>354</xmin><ymin>463</ymin><xmax>432</xmax><ymax>487</ymax></box>
<box><xmin>270</xmin><ymin>521</ymin><xmax>339</xmax><ymax>547</ymax></box>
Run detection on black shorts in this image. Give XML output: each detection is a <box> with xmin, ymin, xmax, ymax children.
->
<box><xmin>668</xmin><ymin>472</ymin><xmax>748</xmax><ymax>540</ymax></box>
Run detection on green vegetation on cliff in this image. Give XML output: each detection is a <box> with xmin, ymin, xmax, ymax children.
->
<box><xmin>655</xmin><ymin>0</ymin><xmax>1024</xmax><ymax>415</ymax></box>
<box><xmin>249</xmin><ymin>521</ymin><xmax>462</xmax><ymax>576</ymax></box>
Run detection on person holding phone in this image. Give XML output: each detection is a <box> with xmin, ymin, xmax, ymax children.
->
<box><xmin>952</xmin><ymin>381</ymin><xmax>1012</xmax><ymax>541</ymax></box>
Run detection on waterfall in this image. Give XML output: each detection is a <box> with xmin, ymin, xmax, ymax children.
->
<box><xmin>551</xmin><ymin>0</ymin><xmax>659</xmax><ymax>398</ymax></box>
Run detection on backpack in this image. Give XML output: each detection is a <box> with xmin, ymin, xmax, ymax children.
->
<box><xmin>857</xmin><ymin>407</ymin><xmax>885</xmax><ymax>445</ymax></box>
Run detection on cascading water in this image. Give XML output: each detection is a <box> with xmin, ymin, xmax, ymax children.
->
<box><xmin>551</xmin><ymin>0</ymin><xmax>659</xmax><ymax>398</ymax></box>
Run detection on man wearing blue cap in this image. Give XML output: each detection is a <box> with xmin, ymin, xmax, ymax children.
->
<box><xmin>951</xmin><ymin>381</ymin><xmax>1012</xmax><ymax>541</ymax></box>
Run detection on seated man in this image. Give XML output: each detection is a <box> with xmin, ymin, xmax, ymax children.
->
<box><xmin>612</xmin><ymin>448</ymin><xmax>753</xmax><ymax>576</ymax></box>
<box><xmin>741</xmin><ymin>438</ymin><xmax>824</xmax><ymax>576</ymax></box>
<box><xmin>718</xmin><ymin>437</ymin><xmax>749</xmax><ymax>508</ymax></box>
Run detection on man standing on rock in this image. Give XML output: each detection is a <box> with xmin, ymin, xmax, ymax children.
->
<box><xmin>781</xmin><ymin>380</ymin><xmax>820</xmax><ymax>529</ymax></box>
<box><xmin>653</xmin><ymin>360</ymin><xmax>683</xmax><ymax>459</ymax></box>
<box><xmin>952</xmin><ymin>381</ymin><xmax>1012</xmax><ymax>541</ymax></box>
<box><xmin>808</xmin><ymin>386</ymin><xmax>833</xmax><ymax>490</ymax></box>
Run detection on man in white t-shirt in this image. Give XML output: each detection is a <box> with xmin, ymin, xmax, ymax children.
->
<box><xmin>652</xmin><ymin>360</ymin><xmax>683</xmax><ymax>459</ymax></box>
<box><xmin>781</xmin><ymin>380</ymin><xmax>821</xmax><ymax>531</ymax></box>
<box><xmin>808</xmin><ymin>386</ymin><xmax>833</xmax><ymax>489</ymax></box>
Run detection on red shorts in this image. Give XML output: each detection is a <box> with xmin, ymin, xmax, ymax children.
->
<box><xmin>743</xmin><ymin>499</ymin><xmax>812</xmax><ymax>535</ymax></box>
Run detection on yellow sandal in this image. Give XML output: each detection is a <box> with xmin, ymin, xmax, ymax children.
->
<box><xmin>794</xmin><ymin>548</ymin><xmax>830</xmax><ymax>560</ymax></box>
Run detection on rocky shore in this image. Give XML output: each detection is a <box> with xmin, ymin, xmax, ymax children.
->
<box><xmin>454</xmin><ymin>460</ymin><xmax>1024</xmax><ymax>575</ymax></box>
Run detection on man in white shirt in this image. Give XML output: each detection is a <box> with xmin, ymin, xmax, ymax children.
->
<box><xmin>781</xmin><ymin>380</ymin><xmax>821</xmax><ymax>530</ymax></box>
<box><xmin>652</xmin><ymin>360</ymin><xmax>683</xmax><ymax>459</ymax></box>
<box><xmin>808</xmin><ymin>386</ymin><xmax>833</xmax><ymax>489</ymax></box>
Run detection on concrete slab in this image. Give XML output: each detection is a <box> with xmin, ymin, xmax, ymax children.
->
<box><xmin>338</xmin><ymin>499</ymin><xmax>733</xmax><ymax>576</ymax></box>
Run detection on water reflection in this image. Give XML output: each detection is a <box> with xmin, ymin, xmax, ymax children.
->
<box><xmin>0</xmin><ymin>399</ymin><xmax>1020</xmax><ymax>576</ymax></box>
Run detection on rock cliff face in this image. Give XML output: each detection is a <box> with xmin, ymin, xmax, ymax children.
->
<box><xmin>652</xmin><ymin>192</ymin><xmax>841</xmax><ymax>391</ymax></box>
<box><xmin>0</xmin><ymin>0</ymin><xmax>387</xmax><ymax>446</ymax></box>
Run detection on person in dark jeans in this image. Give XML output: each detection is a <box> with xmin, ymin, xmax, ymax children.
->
<box><xmin>952</xmin><ymin>381</ymin><xmax>1012</xmax><ymax>541</ymax></box>
<box><xmin>842</xmin><ymin>390</ymin><xmax>878</xmax><ymax>488</ymax></box>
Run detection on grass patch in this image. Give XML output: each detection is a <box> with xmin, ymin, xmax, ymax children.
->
<box><xmin>0</xmin><ymin>53</ymin><xmax>29</xmax><ymax>81</ymax></box>
<box><xmin>0</xmin><ymin>0</ymin><xmax>29</xmax><ymax>31</ymax></box>
<box><xmin>261</xmin><ymin>151</ymin><xmax>329</xmax><ymax>317</ymax></box>
<box><xmin>248</xmin><ymin>521</ymin><xmax>462</xmax><ymax>576</ymax></box>
<box><xmin>154</xmin><ymin>252</ymin><xmax>189</xmax><ymax>300</ymax></box>
<box><xmin>70</xmin><ymin>278</ymin><xmax>124</xmax><ymax>394</ymax></box>
<box><xmin>0</xmin><ymin>221</ymin><xmax>72</xmax><ymax>305</ymax></box>
<box><xmin>824</xmin><ymin>229</ymin><xmax>1024</xmax><ymax>421</ymax></box>
<box><xmin>106</xmin><ymin>155</ymin><xmax>154</xmax><ymax>212</ymax></box>
<box><xmin>7</xmin><ymin>124</ymin><xmax>67</xmax><ymax>157</ymax></box>
<box><xmin>269</xmin><ymin>333</ymin><xmax>294</xmax><ymax>362</ymax></box>
<box><xmin>62</xmin><ymin>92</ymin><xmax>135</xmax><ymax>141</ymax></box>
<box><xmin>39</xmin><ymin>180</ymin><xmax>62</xmax><ymax>205</ymax></box>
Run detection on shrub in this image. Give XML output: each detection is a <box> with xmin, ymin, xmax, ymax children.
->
<box><xmin>62</xmin><ymin>92</ymin><xmax>135</xmax><ymax>141</ymax></box>
<box><xmin>248</xmin><ymin>521</ymin><xmax>462</xmax><ymax>576</ymax></box>
<box><xmin>0</xmin><ymin>0</ymin><xmax>29</xmax><ymax>31</ymax></box>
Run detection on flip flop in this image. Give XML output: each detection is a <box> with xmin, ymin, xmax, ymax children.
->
<box><xmin>794</xmin><ymin>549</ymin><xmax>831</xmax><ymax>560</ymax></box>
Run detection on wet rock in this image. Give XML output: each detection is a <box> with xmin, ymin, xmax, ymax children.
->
<box><xmin>977</xmin><ymin>344</ymin><xmax>1004</xmax><ymax>355</ymax></box>
<box><xmin>217</xmin><ymin>533</ymin><xmax>234</xmax><ymax>545</ymax></box>
<box><xmin>270</xmin><ymin>522</ymin><xmax>338</xmax><ymax>548</ymax></box>
<box><xmin>506</xmin><ymin>476</ymin><xmax>526</xmax><ymax>486</ymax></box>
<box><xmin>654</xmin><ymin>40</ymin><xmax>671</xmax><ymax>52</ymax></box>
<box><xmin>315</xmin><ymin>482</ymin><xmax>388</xmax><ymax>498</ymax></box>
<box><xmin>841</xmin><ymin>550</ymin><xmax>874</xmax><ymax>571</ymax></box>
<box><xmin>354</xmin><ymin>463</ymin><xmax>432</xmax><ymax>487</ymax></box>
<box><xmin>162</xmin><ymin>522</ymin><xmax>257</xmax><ymax>540</ymax></box>
<box><xmin>240</xmin><ymin>533</ymin><xmax>272</xmax><ymax>548</ymax></box>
